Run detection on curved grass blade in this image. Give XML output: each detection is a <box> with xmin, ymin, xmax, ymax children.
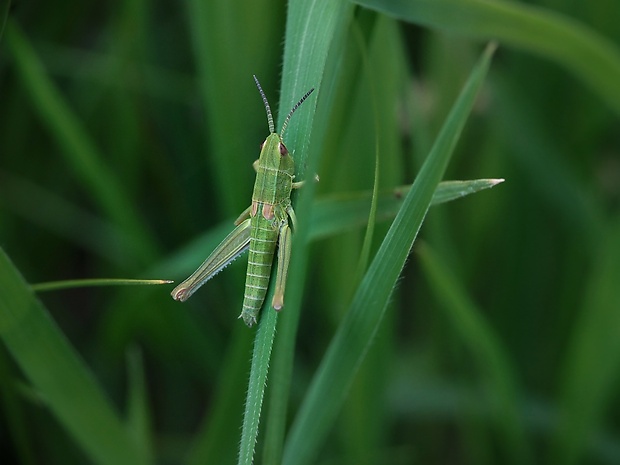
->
<box><xmin>550</xmin><ymin>219</ymin><xmax>620</xmax><ymax>465</ymax></box>
<box><xmin>353</xmin><ymin>0</ymin><xmax>620</xmax><ymax>115</ymax></box>
<box><xmin>0</xmin><ymin>248</ymin><xmax>149</xmax><ymax>465</ymax></box>
<box><xmin>0</xmin><ymin>172</ymin><xmax>138</xmax><ymax>266</ymax></box>
<box><xmin>282</xmin><ymin>42</ymin><xmax>497</xmax><ymax>465</ymax></box>
<box><xmin>125</xmin><ymin>348</ymin><xmax>154</xmax><ymax>465</ymax></box>
<box><xmin>417</xmin><ymin>242</ymin><xmax>531</xmax><ymax>464</ymax></box>
<box><xmin>185</xmin><ymin>0</ymin><xmax>281</xmax><ymax>214</ymax></box>
<box><xmin>5</xmin><ymin>21</ymin><xmax>158</xmax><ymax>265</ymax></box>
<box><xmin>0</xmin><ymin>0</ymin><xmax>9</xmax><ymax>41</ymax></box>
<box><xmin>187</xmin><ymin>324</ymin><xmax>253</xmax><ymax>465</ymax></box>
<box><xmin>352</xmin><ymin>20</ymin><xmax>382</xmax><ymax>284</ymax></box>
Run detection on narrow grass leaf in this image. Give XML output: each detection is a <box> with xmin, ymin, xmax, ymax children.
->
<box><xmin>5</xmin><ymin>22</ymin><xmax>157</xmax><ymax>265</ymax></box>
<box><xmin>185</xmin><ymin>0</ymin><xmax>279</xmax><ymax>214</ymax></box>
<box><xmin>430</xmin><ymin>179</ymin><xmax>505</xmax><ymax>205</ymax></box>
<box><xmin>310</xmin><ymin>179</ymin><xmax>505</xmax><ymax>241</ymax></box>
<box><xmin>241</xmin><ymin>1</ymin><xmax>353</xmax><ymax>464</ymax></box>
<box><xmin>551</xmin><ymin>219</ymin><xmax>620</xmax><ymax>465</ymax></box>
<box><xmin>354</xmin><ymin>0</ymin><xmax>620</xmax><ymax>115</ymax></box>
<box><xmin>352</xmin><ymin>21</ymin><xmax>382</xmax><ymax>284</ymax></box>
<box><xmin>188</xmin><ymin>325</ymin><xmax>253</xmax><ymax>465</ymax></box>
<box><xmin>238</xmin><ymin>307</ymin><xmax>278</xmax><ymax>465</ymax></box>
<box><xmin>0</xmin><ymin>0</ymin><xmax>9</xmax><ymax>40</ymax></box>
<box><xmin>282</xmin><ymin>43</ymin><xmax>496</xmax><ymax>465</ymax></box>
<box><xmin>0</xmin><ymin>348</ymin><xmax>38</xmax><ymax>465</ymax></box>
<box><xmin>417</xmin><ymin>242</ymin><xmax>531</xmax><ymax>464</ymax></box>
<box><xmin>0</xmin><ymin>248</ymin><xmax>148</xmax><ymax>465</ymax></box>
<box><xmin>125</xmin><ymin>347</ymin><xmax>154</xmax><ymax>465</ymax></box>
<box><xmin>0</xmin><ymin>172</ymin><xmax>136</xmax><ymax>266</ymax></box>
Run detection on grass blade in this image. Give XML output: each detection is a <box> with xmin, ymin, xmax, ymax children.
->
<box><xmin>188</xmin><ymin>325</ymin><xmax>252</xmax><ymax>465</ymax></box>
<box><xmin>282</xmin><ymin>42</ymin><xmax>496</xmax><ymax>465</ymax></box>
<box><xmin>310</xmin><ymin>179</ymin><xmax>505</xmax><ymax>241</ymax></box>
<box><xmin>0</xmin><ymin>0</ymin><xmax>9</xmax><ymax>41</ymax></box>
<box><xmin>354</xmin><ymin>0</ymin><xmax>620</xmax><ymax>115</ymax></box>
<box><xmin>239</xmin><ymin>1</ymin><xmax>352</xmax><ymax>464</ymax></box>
<box><xmin>417</xmin><ymin>242</ymin><xmax>531</xmax><ymax>464</ymax></box>
<box><xmin>125</xmin><ymin>348</ymin><xmax>154</xmax><ymax>465</ymax></box>
<box><xmin>185</xmin><ymin>0</ymin><xmax>281</xmax><ymax>215</ymax></box>
<box><xmin>5</xmin><ymin>21</ymin><xmax>158</xmax><ymax>265</ymax></box>
<box><xmin>0</xmin><ymin>248</ymin><xmax>148</xmax><ymax>465</ymax></box>
<box><xmin>237</xmin><ymin>308</ymin><xmax>278</xmax><ymax>465</ymax></box>
<box><xmin>551</xmin><ymin>219</ymin><xmax>620</xmax><ymax>464</ymax></box>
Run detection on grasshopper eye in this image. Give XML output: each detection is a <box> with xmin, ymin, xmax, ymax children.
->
<box><xmin>259</xmin><ymin>141</ymin><xmax>265</xmax><ymax>150</ymax></box>
<box><xmin>279</xmin><ymin>143</ymin><xmax>289</xmax><ymax>156</ymax></box>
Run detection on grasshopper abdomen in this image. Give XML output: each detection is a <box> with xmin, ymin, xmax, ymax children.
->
<box><xmin>240</xmin><ymin>205</ymin><xmax>278</xmax><ymax>326</ymax></box>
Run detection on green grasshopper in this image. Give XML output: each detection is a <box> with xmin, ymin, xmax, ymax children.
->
<box><xmin>171</xmin><ymin>76</ymin><xmax>315</xmax><ymax>327</ymax></box>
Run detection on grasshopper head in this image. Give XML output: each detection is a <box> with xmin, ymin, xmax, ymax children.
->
<box><xmin>258</xmin><ymin>132</ymin><xmax>294</xmax><ymax>175</ymax></box>
<box><xmin>253</xmin><ymin>75</ymin><xmax>314</xmax><ymax>177</ymax></box>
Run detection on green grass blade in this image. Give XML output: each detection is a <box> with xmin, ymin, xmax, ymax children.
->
<box><xmin>0</xmin><ymin>0</ymin><xmax>9</xmax><ymax>41</ymax></box>
<box><xmin>430</xmin><ymin>179</ymin><xmax>505</xmax><ymax>205</ymax></box>
<box><xmin>493</xmin><ymin>76</ymin><xmax>604</xmax><ymax>244</ymax></box>
<box><xmin>188</xmin><ymin>326</ymin><xmax>253</xmax><ymax>465</ymax></box>
<box><xmin>240</xmin><ymin>1</ymin><xmax>353</xmax><ymax>464</ymax></box>
<box><xmin>277</xmin><ymin>1</ymin><xmax>351</xmax><ymax>172</ymax></box>
<box><xmin>125</xmin><ymin>348</ymin><xmax>154</xmax><ymax>465</ymax></box>
<box><xmin>310</xmin><ymin>179</ymin><xmax>505</xmax><ymax>241</ymax></box>
<box><xmin>551</xmin><ymin>219</ymin><xmax>620</xmax><ymax>465</ymax></box>
<box><xmin>185</xmin><ymin>0</ymin><xmax>281</xmax><ymax>215</ymax></box>
<box><xmin>351</xmin><ymin>21</ymin><xmax>382</xmax><ymax>284</ymax></box>
<box><xmin>282</xmin><ymin>43</ymin><xmax>496</xmax><ymax>465</ymax></box>
<box><xmin>417</xmin><ymin>242</ymin><xmax>531</xmax><ymax>464</ymax></box>
<box><xmin>0</xmin><ymin>172</ymin><xmax>136</xmax><ymax>266</ymax></box>
<box><xmin>0</xmin><ymin>248</ymin><xmax>148</xmax><ymax>465</ymax></box>
<box><xmin>354</xmin><ymin>0</ymin><xmax>620</xmax><ymax>115</ymax></box>
<box><xmin>237</xmin><ymin>308</ymin><xmax>279</xmax><ymax>465</ymax></box>
<box><xmin>0</xmin><ymin>348</ymin><xmax>38</xmax><ymax>465</ymax></box>
<box><xmin>5</xmin><ymin>21</ymin><xmax>157</xmax><ymax>265</ymax></box>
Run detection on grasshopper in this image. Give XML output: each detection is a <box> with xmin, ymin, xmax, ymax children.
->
<box><xmin>171</xmin><ymin>76</ymin><xmax>315</xmax><ymax>327</ymax></box>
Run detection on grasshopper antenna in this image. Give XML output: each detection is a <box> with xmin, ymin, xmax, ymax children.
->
<box><xmin>280</xmin><ymin>87</ymin><xmax>315</xmax><ymax>140</ymax></box>
<box><xmin>253</xmin><ymin>75</ymin><xmax>275</xmax><ymax>134</ymax></box>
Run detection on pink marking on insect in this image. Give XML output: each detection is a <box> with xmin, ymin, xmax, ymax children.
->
<box><xmin>262</xmin><ymin>203</ymin><xmax>275</xmax><ymax>220</ymax></box>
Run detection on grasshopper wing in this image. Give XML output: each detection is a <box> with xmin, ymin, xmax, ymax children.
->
<box><xmin>172</xmin><ymin>218</ymin><xmax>251</xmax><ymax>302</ymax></box>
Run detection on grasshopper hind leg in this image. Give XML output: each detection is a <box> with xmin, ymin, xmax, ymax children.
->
<box><xmin>272</xmin><ymin>222</ymin><xmax>292</xmax><ymax>310</ymax></box>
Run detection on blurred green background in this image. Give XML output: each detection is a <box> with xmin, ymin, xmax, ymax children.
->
<box><xmin>1</xmin><ymin>0</ymin><xmax>619</xmax><ymax>464</ymax></box>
